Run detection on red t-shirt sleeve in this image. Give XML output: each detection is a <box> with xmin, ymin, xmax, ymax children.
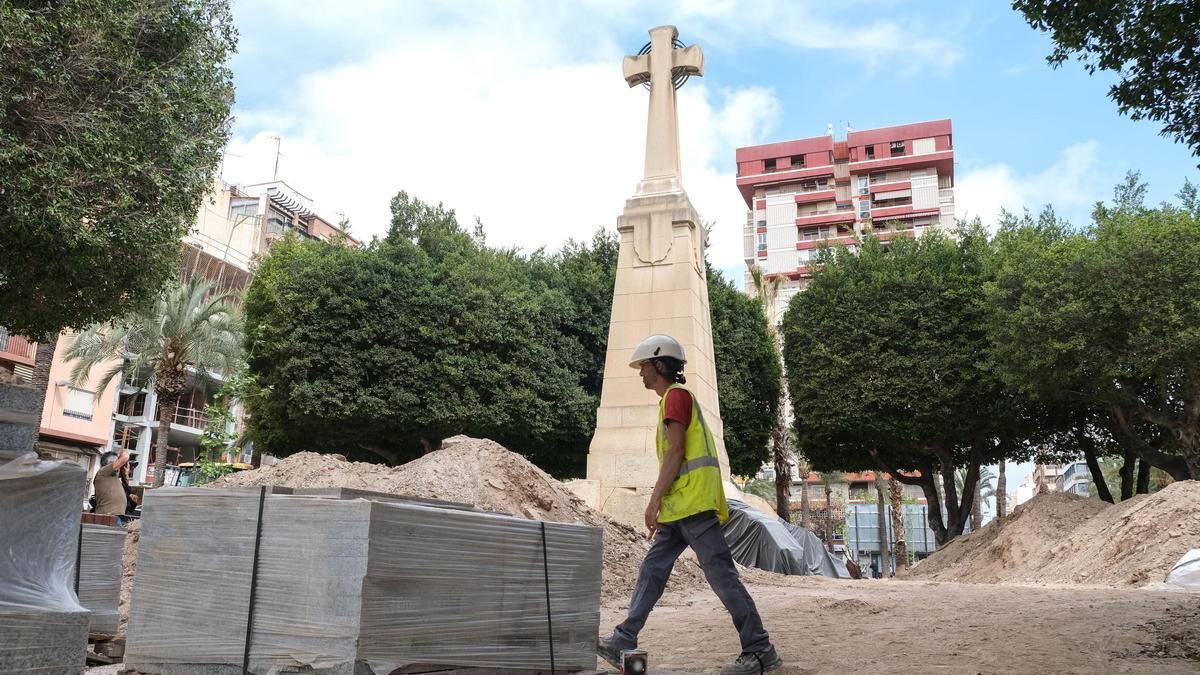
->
<box><xmin>663</xmin><ymin>388</ymin><xmax>693</xmax><ymax>427</ymax></box>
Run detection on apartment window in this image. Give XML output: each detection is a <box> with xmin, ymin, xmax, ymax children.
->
<box><xmin>859</xmin><ymin>199</ymin><xmax>871</xmax><ymax>218</ymax></box>
<box><xmin>890</xmin><ymin>141</ymin><xmax>905</xmax><ymax>157</ymax></box>
<box><xmin>858</xmin><ymin>176</ymin><xmax>869</xmax><ymax>195</ymax></box>
<box><xmin>873</xmin><ymin>195</ymin><xmax>913</xmax><ymax>208</ymax></box>
<box><xmin>865</xmin><ymin>145</ymin><xmax>875</xmax><ymax>160</ymax></box>
<box><xmin>266</xmin><ymin>208</ymin><xmax>292</xmax><ymax>235</ymax></box>
<box><xmin>757</xmin><ymin>232</ymin><xmax>767</xmax><ymax>249</ymax></box>
<box><xmin>757</xmin><ymin>220</ymin><xmax>767</xmax><ymax>229</ymax></box>
<box><xmin>64</xmin><ymin>387</ymin><xmax>96</xmax><ymax>420</ymax></box>
<box><xmin>869</xmin><ymin>172</ymin><xmax>887</xmax><ymax>184</ymax></box>
<box><xmin>764</xmin><ymin>158</ymin><xmax>777</xmax><ymax>172</ymax></box>
<box><xmin>790</xmin><ymin>155</ymin><xmax>806</xmax><ymax>169</ymax></box>
<box><xmin>230</xmin><ymin>201</ymin><xmax>258</xmax><ymax>220</ymax></box>
<box><xmin>802</xmin><ymin>228</ymin><xmax>821</xmax><ymax>241</ymax></box>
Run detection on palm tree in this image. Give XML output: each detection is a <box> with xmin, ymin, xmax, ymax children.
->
<box><xmin>65</xmin><ymin>277</ymin><xmax>242</xmax><ymax>486</ymax></box>
<box><xmin>748</xmin><ymin>263</ymin><xmax>791</xmax><ymax>521</ymax></box>
<box><xmin>795</xmin><ymin>455</ymin><xmax>813</xmax><ymax>529</ymax></box>
<box><xmin>955</xmin><ymin>466</ymin><xmax>996</xmax><ymax>531</ymax></box>
<box><xmin>873</xmin><ymin>471</ymin><xmax>891</xmax><ymax>577</ymax></box>
<box><xmin>996</xmin><ymin>460</ymin><xmax>1007</xmax><ymax>519</ymax></box>
<box><xmin>888</xmin><ymin>477</ymin><xmax>908</xmax><ymax>572</ymax></box>
<box><xmin>817</xmin><ymin>470</ymin><xmax>845</xmax><ymax>550</ymax></box>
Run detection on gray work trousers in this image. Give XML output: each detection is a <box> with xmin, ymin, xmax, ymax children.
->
<box><xmin>612</xmin><ymin>510</ymin><xmax>771</xmax><ymax>654</ymax></box>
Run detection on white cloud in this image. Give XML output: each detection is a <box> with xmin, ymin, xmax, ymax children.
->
<box><xmin>955</xmin><ymin>141</ymin><xmax>1114</xmax><ymax>228</ymax></box>
<box><xmin>672</xmin><ymin>0</ymin><xmax>965</xmax><ymax>74</ymax></box>
<box><xmin>222</xmin><ymin>5</ymin><xmax>786</xmax><ymax>273</ymax></box>
<box><xmin>222</xmin><ymin>2</ymin><xmax>961</xmax><ymax>272</ymax></box>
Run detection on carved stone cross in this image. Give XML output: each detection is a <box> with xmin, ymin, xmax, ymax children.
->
<box><xmin>623</xmin><ymin>25</ymin><xmax>703</xmax><ymax>192</ymax></box>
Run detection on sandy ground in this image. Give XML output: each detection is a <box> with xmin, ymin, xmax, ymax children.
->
<box><xmin>602</xmin><ymin>576</ymin><xmax>1200</xmax><ymax>675</ymax></box>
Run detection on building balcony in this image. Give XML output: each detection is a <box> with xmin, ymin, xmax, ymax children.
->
<box><xmin>795</xmin><ymin>211</ymin><xmax>856</xmax><ymax>228</ymax></box>
<box><xmin>868</xmin><ymin>205</ymin><xmax>941</xmax><ymax>220</ymax></box>
<box><xmin>738</xmin><ymin>165</ymin><xmax>837</xmax><ymax>206</ymax></box>
<box><xmin>849</xmin><ymin>149</ymin><xmax>954</xmax><ymax>175</ymax></box>
<box><xmin>0</xmin><ymin>330</ymin><xmax>36</xmax><ymax>366</ymax></box>
<box><xmin>797</xmin><ymin>235</ymin><xmax>856</xmax><ymax>250</ymax></box>
<box><xmin>793</xmin><ymin>188</ymin><xmax>837</xmax><ymax>206</ymax></box>
<box><xmin>171</xmin><ymin>404</ymin><xmax>208</xmax><ymax>431</ymax></box>
<box><xmin>869</xmin><ymin>180</ymin><xmax>911</xmax><ymax>194</ymax></box>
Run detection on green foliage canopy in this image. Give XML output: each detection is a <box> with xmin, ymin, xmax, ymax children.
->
<box><xmin>988</xmin><ymin>175</ymin><xmax>1200</xmax><ymax>480</ymax></box>
<box><xmin>1014</xmin><ymin>0</ymin><xmax>1200</xmax><ymax>164</ymax></box>
<box><xmin>244</xmin><ymin>195</ymin><xmax>607</xmax><ymax>475</ymax></box>
<box><xmin>708</xmin><ymin>267</ymin><xmax>782</xmax><ymax>478</ymax></box>
<box><xmin>243</xmin><ymin>192</ymin><xmax>778</xmax><ymax>478</ymax></box>
<box><xmin>0</xmin><ymin>0</ymin><xmax>237</xmax><ymax>338</ymax></box>
<box><xmin>782</xmin><ymin>227</ymin><xmax>1033</xmax><ymax>544</ymax></box>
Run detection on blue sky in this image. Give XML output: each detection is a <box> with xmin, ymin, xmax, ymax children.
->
<box><xmin>219</xmin><ymin>1</ymin><xmax>1200</xmax><ymax>509</ymax></box>
<box><xmin>222</xmin><ymin>0</ymin><xmax>1198</xmax><ymax>282</ymax></box>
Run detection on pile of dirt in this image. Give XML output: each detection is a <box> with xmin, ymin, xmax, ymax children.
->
<box><xmin>910</xmin><ymin>480</ymin><xmax>1200</xmax><ymax>586</ymax></box>
<box><xmin>213</xmin><ymin>436</ymin><xmax>706</xmax><ymax>600</ymax></box>
<box><xmin>118</xmin><ymin>519</ymin><xmax>139</xmax><ymax>633</ymax></box>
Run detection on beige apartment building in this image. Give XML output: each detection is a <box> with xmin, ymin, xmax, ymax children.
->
<box><xmin>0</xmin><ymin>179</ymin><xmax>355</xmax><ymax>487</ymax></box>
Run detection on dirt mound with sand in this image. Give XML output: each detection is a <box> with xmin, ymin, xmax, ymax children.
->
<box><xmin>118</xmin><ymin>519</ymin><xmax>139</xmax><ymax>633</ymax></box>
<box><xmin>213</xmin><ymin>435</ymin><xmax>707</xmax><ymax>600</ymax></box>
<box><xmin>910</xmin><ymin>480</ymin><xmax>1200</xmax><ymax>586</ymax></box>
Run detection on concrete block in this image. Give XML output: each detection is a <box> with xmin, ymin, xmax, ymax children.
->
<box><xmin>0</xmin><ymin>422</ymin><xmax>36</xmax><ymax>458</ymax></box>
<box><xmin>0</xmin><ymin>381</ymin><xmax>43</xmax><ymax>417</ymax></box>
<box><xmin>78</xmin><ymin>524</ymin><xmax>125</xmax><ymax>636</ymax></box>
<box><xmin>0</xmin><ymin>455</ymin><xmax>89</xmax><ymax>673</ymax></box>
<box><xmin>126</xmin><ymin>488</ymin><xmax>602</xmax><ymax>674</ymax></box>
<box><xmin>0</xmin><ymin>607</ymin><xmax>89</xmax><ymax>674</ymax></box>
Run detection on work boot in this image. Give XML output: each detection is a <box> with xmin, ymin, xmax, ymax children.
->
<box><xmin>719</xmin><ymin>646</ymin><xmax>783</xmax><ymax>675</ymax></box>
<box><xmin>596</xmin><ymin>634</ymin><xmax>628</xmax><ymax>670</ymax></box>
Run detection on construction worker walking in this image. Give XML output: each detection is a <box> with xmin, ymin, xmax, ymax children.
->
<box><xmin>598</xmin><ymin>335</ymin><xmax>782</xmax><ymax>675</ymax></box>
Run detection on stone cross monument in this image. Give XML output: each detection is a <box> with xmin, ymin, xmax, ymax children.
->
<box><xmin>578</xmin><ymin>25</ymin><xmax>731</xmax><ymax>527</ymax></box>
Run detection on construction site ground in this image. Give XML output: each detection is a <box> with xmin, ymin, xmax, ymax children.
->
<box><xmin>607</xmin><ymin>575</ymin><xmax>1198</xmax><ymax>674</ymax></box>
<box><xmin>99</xmin><ymin>440</ymin><xmax>1199</xmax><ymax>674</ymax></box>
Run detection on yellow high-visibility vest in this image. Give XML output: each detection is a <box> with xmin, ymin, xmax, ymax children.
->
<box><xmin>655</xmin><ymin>383</ymin><xmax>728</xmax><ymax>524</ymax></box>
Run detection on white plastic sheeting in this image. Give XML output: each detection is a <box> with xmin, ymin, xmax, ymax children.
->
<box><xmin>126</xmin><ymin>487</ymin><xmax>602</xmax><ymax>674</ymax></box>
<box><xmin>1165</xmin><ymin>549</ymin><xmax>1200</xmax><ymax>590</ymax></box>
<box><xmin>0</xmin><ymin>453</ymin><xmax>89</xmax><ymax>674</ymax></box>
<box><xmin>78</xmin><ymin>523</ymin><xmax>126</xmax><ymax>635</ymax></box>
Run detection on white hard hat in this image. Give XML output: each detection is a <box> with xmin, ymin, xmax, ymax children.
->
<box><xmin>629</xmin><ymin>335</ymin><xmax>687</xmax><ymax>369</ymax></box>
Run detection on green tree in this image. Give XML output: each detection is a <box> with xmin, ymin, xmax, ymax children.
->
<box><xmin>988</xmin><ymin>175</ymin><xmax>1200</xmax><ymax>481</ymax></box>
<box><xmin>1013</xmin><ymin>0</ymin><xmax>1200</xmax><ymax>164</ymax></box>
<box><xmin>742</xmin><ymin>478</ymin><xmax>776</xmax><ymax>502</ymax></box>
<box><xmin>747</xmin><ymin>263</ymin><xmax>792</xmax><ymax>520</ymax></box>
<box><xmin>243</xmin><ymin>200</ymin><xmax>599</xmax><ymax>475</ymax></box>
<box><xmin>707</xmin><ymin>267</ymin><xmax>781</xmax><ymax>479</ymax></box>
<box><xmin>199</xmin><ymin>373</ymin><xmax>245</xmax><ymax>464</ymax></box>
<box><xmin>0</xmin><ymin>0</ymin><xmax>236</xmax><ymax>337</ymax></box>
<box><xmin>782</xmin><ymin>227</ymin><xmax>1033</xmax><ymax>545</ymax></box>
<box><xmin>65</xmin><ymin>277</ymin><xmax>242</xmax><ymax>486</ymax></box>
<box><xmin>245</xmin><ymin>192</ymin><xmax>779</xmax><ymax>478</ymax></box>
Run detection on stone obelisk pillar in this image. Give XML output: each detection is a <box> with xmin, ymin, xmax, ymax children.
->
<box><xmin>580</xmin><ymin>26</ymin><xmax>730</xmax><ymax>528</ymax></box>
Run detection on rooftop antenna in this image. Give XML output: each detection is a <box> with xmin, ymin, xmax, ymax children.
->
<box><xmin>846</xmin><ymin>122</ymin><xmax>853</xmax><ymax>134</ymax></box>
<box><xmin>826</xmin><ymin>123</ymin><xmax>833</xmax><ymax>136</ymax></box>
<box><xmin>269</xmin><ymin>134</ymin><xmax>282</xmax><ymax>181</ymax></box>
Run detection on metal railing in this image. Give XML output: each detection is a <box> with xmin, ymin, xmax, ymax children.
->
<box><xmin>171</xmin><ymin>405</ymin><xmax>208</xmax><ymax>429</ymax></box>
<box><xmin>0</xmin><ymin>328</ymin><xmax>36</xmax><ymax>360</ymax></box>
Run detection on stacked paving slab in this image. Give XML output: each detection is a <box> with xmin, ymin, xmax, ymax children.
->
<box><xmin>0</xmin><ymin>451</ymin><xmax>90</xmax><ymax>675</ymax></box>
<box><xmin>78</xmin><ymin>523</ymin><xmax>126</xmax><ymax>635</ymax></box>
<box><xmin>126</xmin><ymin>487</ymin><xmax>602</xmax><ymax>674</ymax></box>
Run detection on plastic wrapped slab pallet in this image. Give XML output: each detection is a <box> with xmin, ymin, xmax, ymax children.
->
<box><xmin>78</xmin><ymin>523</ymin><xmax>126</xmax><ymax>635</ymax></box>
<box><xmin>723</xmin><ymin>499</ymin><xmax>849</xmax><ymax>578</ymax></box>
<box><xmin>126</xmin><ymin>487</ymin><xmax>602</xmax><ymax>675</ymax></box>
<box><xmin>0</xmin><ymin>453</ymin><xmax>90</xmax><ymax>675</ymax></box>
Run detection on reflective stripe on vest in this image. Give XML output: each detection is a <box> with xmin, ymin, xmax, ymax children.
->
<box><xmin>677</xmin><ymin>455</ymin><xmax>720</xmax><ymax>477</ymax></box>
